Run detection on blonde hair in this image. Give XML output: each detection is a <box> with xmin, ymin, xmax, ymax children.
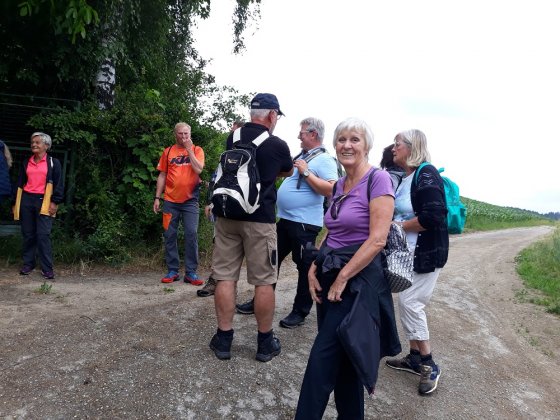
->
<box><xmin>395</xmin><ymin>129</ymin><xmax>431</xmax><ymax>168</ymax></box>
<box><xmin>174</xmin><ymin>122</ymin><xmax>191</xmax><ymax>133</ymax></box>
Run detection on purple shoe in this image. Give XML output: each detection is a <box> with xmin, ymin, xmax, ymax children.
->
<box><xmin>19</xmin><ymin>265</ymin><xmax>34</xmax><ymax>275</ymax></box>
<box><xmin>41</xmin><ymin>270</ymin><xmax>55</xmax><ymax>280</ymax></box>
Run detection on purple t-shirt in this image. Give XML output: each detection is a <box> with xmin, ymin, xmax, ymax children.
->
<box><xmin>325</xmin><ymin>167</ymin><xmax>394</xmax><ymax>249</ymax></box>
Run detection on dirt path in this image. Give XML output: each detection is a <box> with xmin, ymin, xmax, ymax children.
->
<box><xmin>0</xmin><ymin>226</ymin><xmax>558</xmax><ymax>419</ymax></box>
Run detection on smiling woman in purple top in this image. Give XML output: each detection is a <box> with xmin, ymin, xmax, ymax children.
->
<box><xmin>295</xmin><ymin>118</ymin><xmax>401</xmax><ymax>420</ymax></box>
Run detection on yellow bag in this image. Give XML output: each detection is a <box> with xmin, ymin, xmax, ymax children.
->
<box><xmin>40</xmin><ymin>182</ymin><xmax>54</xmax><ymax>217</ymax></box>
<box><xmin>13</xmin><ymin>187</ymin><xmax>22</xmax><ymax>221</ymax></box>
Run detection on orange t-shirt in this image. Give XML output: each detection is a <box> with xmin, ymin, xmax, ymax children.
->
<box><xmin>157</xmin><ymin>144</ymin><xmax>205</xmax><ymax>203</ymax></box>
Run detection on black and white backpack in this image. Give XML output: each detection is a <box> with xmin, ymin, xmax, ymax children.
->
<box><xmin>211</xmin><ymin>128</ymin><xmax>269</xmax><ymax>218</ymax></box>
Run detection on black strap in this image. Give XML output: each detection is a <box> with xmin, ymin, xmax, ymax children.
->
<box><xmin>331</xmin><ymin>167</ymin><xmax>378</xmax><ymax>202</ymax></box>
<box><xmin>295</xmin><ymin>147</ymin><xmax>327</xmax><ymax>189</ymax></box>
<box><xmin>366</xmin><ymin>168</ymin><xmax>378</xmax><ymax>201</ymax></box>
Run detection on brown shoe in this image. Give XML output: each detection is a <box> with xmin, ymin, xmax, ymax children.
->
<box><xmin>197</xmin><ymin>276</ymin><xmax>216</xmax><ymax>297</ymax></box>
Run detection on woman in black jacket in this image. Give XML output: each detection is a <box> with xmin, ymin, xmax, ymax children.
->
<box><xmin>13</xmin><ymin>132</ymin><xmax>63</xmax><ymax>280</ymax></box>
<box><xmin>385</xmin><ymin>129</ymin><xmax>449</xmax><ymax>395</ymax></box>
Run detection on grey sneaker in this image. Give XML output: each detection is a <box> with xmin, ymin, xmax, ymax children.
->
<box><xmin>418</xmin><ymin>364</ymin><xmax>441</xmax><ymax>395</ymax></box>
<box><xmin>197</xmin><ymin>276</ymin><xmax>216</xmax><ymax>297</ymax></box>
<box><xmin>386</xmin><ymin>353</ymin><xmax>422</xmax><ymax>375</ymax></box>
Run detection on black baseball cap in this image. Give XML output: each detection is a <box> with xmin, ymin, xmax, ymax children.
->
<box><xmin>250</xmin><ymin>93</ymin><xmax>284</xmax><ymax>116</ymax></box>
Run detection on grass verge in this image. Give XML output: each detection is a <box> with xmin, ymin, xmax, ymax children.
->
<box><xmin>516</xmin><ymin>228</ymin><xmax>560</xmax><ymax>315</ymax></box>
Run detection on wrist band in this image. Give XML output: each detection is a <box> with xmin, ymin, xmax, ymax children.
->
<box><xmin>154</xmin><ymin>196</ymin><xmax>161</xmax><ymax>200</ymax></box>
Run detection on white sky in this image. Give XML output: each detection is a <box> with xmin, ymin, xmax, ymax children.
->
<box><xmin>194</xmin><ymin>0</ymin><xmax>560</xmax><ymax>213</ymax></box>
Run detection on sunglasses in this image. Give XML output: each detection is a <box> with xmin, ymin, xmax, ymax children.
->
<box><xmin>330</xmin><ymin>193</ymin><xmax>349</xmax><ymax>220</ymax></box>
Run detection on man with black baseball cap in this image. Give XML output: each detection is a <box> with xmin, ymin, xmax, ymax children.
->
<box><xmin>210</xmin><ymin>93</ymin><xmax>293</xmax><ymax>362</ymax></box>
<box><xmin>250</xmin><ymin>93</ymin><xmax>285</xmax><ymax>115</ymax></box>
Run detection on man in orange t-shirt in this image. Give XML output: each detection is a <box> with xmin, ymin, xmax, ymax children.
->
<box><xmin>153</xmin><ymin>122</ymin><xmax>205</xmax><ymax>285</ymax></box>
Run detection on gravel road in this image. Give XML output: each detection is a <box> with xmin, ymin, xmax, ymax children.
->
<box><xmin>0</xmin><ymin>226</ymin><xmax>558</xmax><ymax>419</ymax></box>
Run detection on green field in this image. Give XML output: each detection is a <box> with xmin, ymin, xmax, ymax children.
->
<box><xmin>463</xmin><ymin>197</ymin><xmax>554</xmax><ymax>231</ymax></box>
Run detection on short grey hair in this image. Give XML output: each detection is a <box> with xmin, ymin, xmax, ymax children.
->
<box><xmin>31</xmin><ymin>132</ymin><xmax>52</xmax><ymax>150</ymax></box>
<box><xmin>174</xmin><ymin>122</ymin><xmax>191</xmax><ymax>133</ymax></box>
<box><xmin>250</xmin><ymin>109</ymin><xmax>273</xmax><ymax>119</ymax></box>
<box><xmin>395</xmin><ymin>129</ymin><xmax>431</xmax><ymax>168</ymax></box>
<box><xmin>300</xmin><ymin>117</ymin><xmax>325</xmax><ymax>142</ymax></box>
<box><xmin>332</xmin><ymin>117</ymin><xmax>374</xmax><ymax>154</ymax></box>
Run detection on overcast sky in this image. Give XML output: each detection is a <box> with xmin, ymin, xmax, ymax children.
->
<box><xmin>194</xmin><ymin>0</ymin><xmax>559</xmax><ymax>213</ymax></box>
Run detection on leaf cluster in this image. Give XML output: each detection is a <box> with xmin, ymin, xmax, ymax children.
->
<box><xmin>1</xmin><ymin>0</ymin><xmax>260</xmax><ymax>263</ymax></box>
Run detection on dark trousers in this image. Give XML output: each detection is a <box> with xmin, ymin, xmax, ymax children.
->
<box><xmin>295</xmin><ymin>275</ymin><xmax>364</xmax><ymax>420</ymax></box>
<box><xmin>276</xmin><ymin>218</ymin><xmax>321</xmax><ymax>317</ymax></box>
<box><xmin>20</xmin><ymin>192</ymin><xmax>54</xmax><ymax>272</ymax></box>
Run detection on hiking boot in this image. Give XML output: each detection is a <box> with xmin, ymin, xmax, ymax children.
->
<box><xmin>41</xmin><ymin>270</ymin><xmax>55</xmax><ymax>280</ymax></box>
<box><xmin>197</xmin><ymin>276</ymin><xmax>216</xmax><ymax>297</ymax></box>
<box><xmin>256</xmin><ymin>333</ymin><xmax>281</xmax><ymax>362</ymax></box>
<box><xmin>19</xmin><ymin>265</ymin><xmax>34</xmax><ymax>275</ymax></box>
<box><xmin>209</xmin><ymin>333</ymin><xmax>232</xmax><ymax>360</ymax></box>
<box><xmin>279</xmin><ymin>311</ymin><xmax>306</xmax><ymax>329</ymax></box>
<box><xmin>418</xmin><ymin>363</ymin><xmax>441</xmax><ymax>395</ymax></box>
<box><xmin>386</xmin><ymin>353</ymin><xmax>422</xmax><ymax>375</ymax></box>
<box><xmin>236</xmin><ymin>298</ymin><xmax>254</xmax><ymax>315</ymax></box>
<box><xmin>161</xmin><ymin>271</ymin><xmax>179</xmax><ymax>283</ymax></box>
<box><xmin>184</xmin><ymin>272</ymin><xmax>203</xmax><ymax>286</ymax></box>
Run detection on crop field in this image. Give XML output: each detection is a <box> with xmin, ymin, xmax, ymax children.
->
<box><xmin>463</xmin><ymin>197</ymin><xmax>553</xmax><ymax>231</ymax></box>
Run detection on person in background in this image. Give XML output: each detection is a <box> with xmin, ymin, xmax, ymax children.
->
<box><xmin>153</xmin><ymin>122</ymin><xmax>205</xmax><ymax>285</ymax></box>
<box><xmin>385</xmin><ymin>129</ymin><xmax>449</xmax><ymax>395</ymax></box>
<box><xmin>295</xmin><ymin>118</ymin><xmax>401</xmax><ymax>419</ymax></box>
<box><xmin>198</xmin><ymin>120</ymin><xmax>246</xmax><ymax>298</ymax></box>
<box><xmin>12</xmin><ymin>132</ymin><xmax>64</xmax><ymax>280</ymax></box>
<box><xmin>236</xmin><ymin>117</ymin><xmax>338</xmax><ymax>329</ymax></box>
<box><xmin>380</xmin><ymin>143</ymin><xmax>405</xmax><ymax>192</ymax></box>
<box><xmin>0</xmin><ymin>139</ymin><xmax>12</xmax><ymax>204</ymax></box>
<box><xmin>209</xmin><ymin>93</ymin><xmax>293</xmax><ymax>362</ymax></box>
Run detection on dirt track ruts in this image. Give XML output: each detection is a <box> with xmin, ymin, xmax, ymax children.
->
<box><xmin>0</xmin><ymin>226</ymin><xmax>558</xmax><ymax>419</ymax></box>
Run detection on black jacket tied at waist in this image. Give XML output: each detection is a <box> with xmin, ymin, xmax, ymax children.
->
<box><xmin>315</xmin><ymin>243</ymin><xmax>401</xmax><ymax>394</ymax></box>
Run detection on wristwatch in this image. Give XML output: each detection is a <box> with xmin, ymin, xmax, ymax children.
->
<box><xmin>303</xmin><ymin>170</ymin><xmax>310</xmax><ymax>178</ymax></box>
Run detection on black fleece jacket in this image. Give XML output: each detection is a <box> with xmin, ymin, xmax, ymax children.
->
<box><xmin>14</xmin><ymin>154</ymin><xmax>64</xmax><ymax>204</ymax></box>
<box><xmin>411</xmin><ymin>163</ymin><xmax>449</xmax><ymax>273</ymax></box>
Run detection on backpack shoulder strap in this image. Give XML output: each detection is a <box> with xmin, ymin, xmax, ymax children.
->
<box><xmin>232</xmin><ymin>128</ymin><xmax>270</xmax><ymax>148</ymax></box>
<box><xmin>413</xmin><ymin>162</ymin><xmax>431</xmax><ymax>185</ymax></box>
<box><xmin>232</xmin><ymin>127</ymin><xmax>242</xmax><ymax>143</ymax></box>
<box><xmin>251</xmin><ymin>131</ymin><xmax>270</xmax><ymax>147</ymax></box>
<box><xmin>366</xmin><ymin>167</ymin><xmax>379</xmax><ymax>201</ymax></box>
<box><xmin>303</xmin><ymin>147</ymin><xmax>326</xmax><ymax>162</ymax></box>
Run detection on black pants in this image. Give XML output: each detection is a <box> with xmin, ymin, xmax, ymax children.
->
<box><xmin>20</xmin><ymin>192</ymin><xmax>54</xmax><ymax>272</ymax></box>
<box><xmin>295</xmin><ymin>272</ymin><xmax>364</xmax><ymax>420</ymax></box>
<box><xmin>276</xmin><ymin>218</ymin><xmax>321</xmax><ymax>317</ymax></box>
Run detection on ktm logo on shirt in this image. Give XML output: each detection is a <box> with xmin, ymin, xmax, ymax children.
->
<box><xmin>170</xmin><ymin>155</ymin><xmax>191</xmax><ymax>165</ymax></box>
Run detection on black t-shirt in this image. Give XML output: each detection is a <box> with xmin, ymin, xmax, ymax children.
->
<box><xmin>222</xmin><ymin>122</ymin><xmax>293</xmax><ymax>223</ymax></box>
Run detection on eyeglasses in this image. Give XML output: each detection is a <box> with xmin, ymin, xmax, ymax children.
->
<box><xmin>275</xmin><ymin>110</ymin><xmax>283</xmax><ymax>120</ymax></box>
<box><xmin>330</xmin><ymin>193</ymin><xmax>349</xmax><ymax>220</ymax></box>
<box><xmin>298</xmin><ymin>130</ymin><xmax>315</xmax><ymax>137</ymax></box>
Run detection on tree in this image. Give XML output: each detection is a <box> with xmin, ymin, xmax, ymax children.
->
<box><xmin>0</xmin><ymin>0</ymin><xmax>261</xmax><ymax>262</ymax></box>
